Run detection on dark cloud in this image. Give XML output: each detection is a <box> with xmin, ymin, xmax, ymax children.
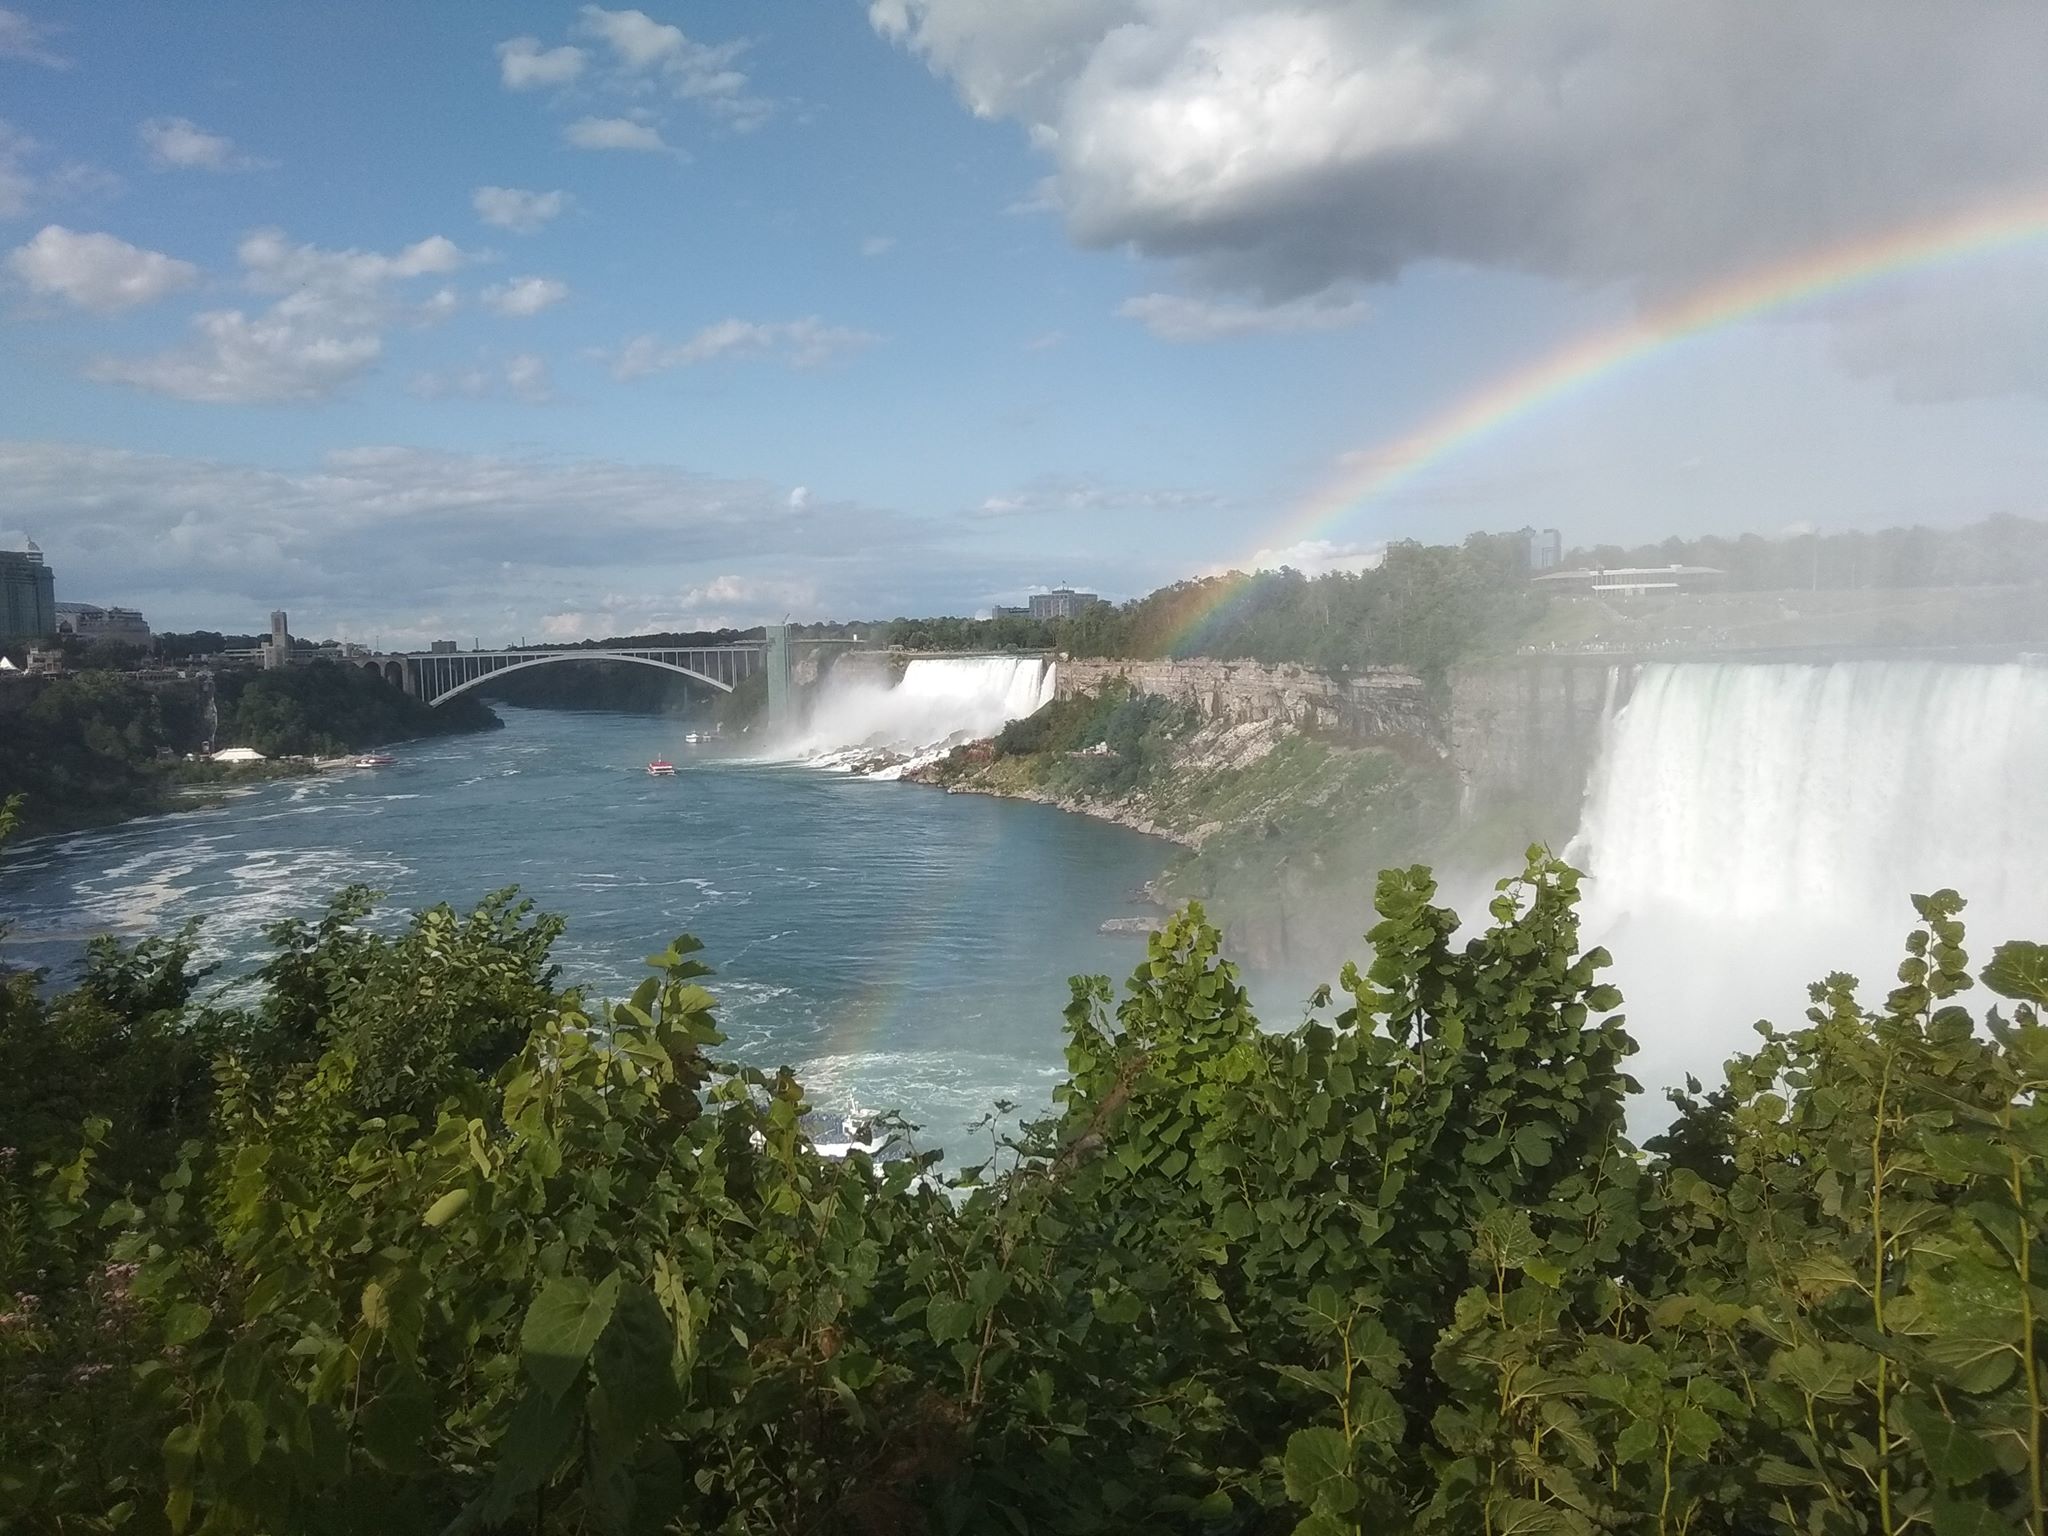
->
<box><xmin>877</xmin><ymin>1</ymin><xmax>2048</xmax><ymax>310</ymax></box>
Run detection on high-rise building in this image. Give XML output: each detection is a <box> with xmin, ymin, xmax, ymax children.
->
<box><xmin>1</xmin><ymin>542</ymin><xmax>57</xmax><ymax>641</ymax></box>
<box><xmin>264</xmin><ymin>609</ymin><xmax>290</xmax><ymax>669</ymax></box>
<box><xmin>1523</xmin><ymin>527</ymin><xmax>1563</xmax><ymax>572</ymax></box>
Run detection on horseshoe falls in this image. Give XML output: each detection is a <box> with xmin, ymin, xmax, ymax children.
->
<box><xmin>786</xmin><ymin>656</ymin><xmax>1057</xmax><ymax>774</ymax></box>
<box><xmin>1572</xmin><ymin>660</ymin><xmax>2048</xmax><ymax>1105</ymax></box>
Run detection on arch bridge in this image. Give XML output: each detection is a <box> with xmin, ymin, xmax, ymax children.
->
<box><xmin>366</xmin><ymin>641</ymin><xmax>774</xmax><ymax>708</ymax></box>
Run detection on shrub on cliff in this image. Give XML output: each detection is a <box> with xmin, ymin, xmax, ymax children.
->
<box><xmin>4</xmin><ymin>827</ymin><xmax>2047</xmax><ymax>1533</ymax></box>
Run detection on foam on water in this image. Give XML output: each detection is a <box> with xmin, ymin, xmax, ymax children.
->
<box><xmin>1573</xmin><ymin>660</ymin><xmax>2048</xmax><ymax>1112</ymax></box>
<box><xmin>783</xmin><ymin>656</ymin><xmax>1056</xmax><ymax>768</ymax></box>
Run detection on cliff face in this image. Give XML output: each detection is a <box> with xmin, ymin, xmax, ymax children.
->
<box><xmin>1443</xmin><ymin>659</ymin><xmax>1635</xmax><ymax>841</ymax></box>
<box><xmin>1053</xmin><ymin>657</ymin><xmax>1434</xmax><ymax>740</ymax></box>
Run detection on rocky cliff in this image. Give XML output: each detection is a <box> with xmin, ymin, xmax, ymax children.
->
<box><xmin>1052</xmin><ymin>656</ymin><xmax>1434</xmax><ymax>739</ymax></box>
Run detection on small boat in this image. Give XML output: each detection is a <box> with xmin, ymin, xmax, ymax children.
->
<box><xmin>353</xmin><ymin>753</ymin><xmax>396</xmax><ymax>768</ymax></box>
<box><xmin>683</xmin><ymin>731</ymin><xmax>701</xmax><ymax>744</ymax></box>
<box><xmin>646</xmin><ymin>758</ymin><xmax>676</xmax><ymax>776</ymax></box>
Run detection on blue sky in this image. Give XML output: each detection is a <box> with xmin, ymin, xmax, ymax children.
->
<box><xmin>3</xmin><ymin>1</ymin><xmax>2046</xmax><ymax>643</ymax></box>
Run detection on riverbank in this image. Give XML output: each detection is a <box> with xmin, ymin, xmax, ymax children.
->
<box><xmin>904</xmin><ymin>695</ymin><xmax>1463</xmax><ymax>964</ymax></box>
<box><xmin>0</xmin><ymin>663</ymin><xmax>502</xmax><ymax>838</ymax></box>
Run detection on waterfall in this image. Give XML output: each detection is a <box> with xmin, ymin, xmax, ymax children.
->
<box><xmin>786</xmin><ymin>656</ymin><xmax>1057</xmax><ymax>775</ymax></box>
<box><xmin>1573</xmin><ymin>660</ymin><xmax>2048</xmax><ymax>1109</ymax></box>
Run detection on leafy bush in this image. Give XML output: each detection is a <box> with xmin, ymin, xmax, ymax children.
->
<box><xmin>4</xmin><ymin>831</ymin><xmax>2047</xmax><ymax>1533</ymax></box>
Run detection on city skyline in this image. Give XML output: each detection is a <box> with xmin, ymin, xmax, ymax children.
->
<box><xmin>2</xmin><ymin>3</ymin><xmax>2046</xmax><ymax>645</ymax></box>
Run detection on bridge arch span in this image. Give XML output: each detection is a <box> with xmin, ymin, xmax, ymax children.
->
<box><xmin>427</xmin><ymin>651</ymin><xmax>736</xmax><ymax>706</ymax></box>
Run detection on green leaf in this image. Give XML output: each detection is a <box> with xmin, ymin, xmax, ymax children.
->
<box><xmin>481</xmin><ymin>1389</ymin><xmax>582</xmax><ymax>1523</ymax></box>
<box><xmin>1512</xmin><ymin>1122</ymin><xmax>1553</xmax><ymax>1167</ymax></box>
<box><xmin>1984</xmin><ymin>942</ymin><xmax>2048</xmax><ymax>1006</ymax></box>
<box><xmin>422</xmin><ymin>1187</ymin><xmax>471</xmax><ymax>1228</ymax></box>
<box><xmin>1900</xmin><ymin>1398</ymin><xmax>1999</xmax><ymax>1489</ymax></box>
<box><xmin>593</xmin><ymin>1285</ymin><xmax>685</xmax><ymax>1437</ymax></box>
<box><xmin>1348</xmin><ymin>1379</ymin><xmax>1404</xmax><ymax>1446</ymax></box>
<box><xmin>1282</xmin><ymin>1426</ymin><xmax>1356</xmax><ymax>1514</ymax></box>
<box><xmin>1930</xmin><ymin>1493</ymin><xmax>2023</xmax><ymax>1536</ymax></box>
<box><xmin>361</xmin><ymin>1378</ymin><xmax>435</xmax><ymax>1473</ymax></box>
<box><xmin>521</xmin><ymin>1272</ymin><xmax>622</xmax><ymax>1402</ymax></box>
<box><xmin>927</xmin><ymin>1295</ymin><xmax>976</xmax><ymax>1344</ymax></box>
<box><xmin>163</xmin><ymin>1302</ymin><xmax>212</xmax><ymax>1346</ymax></box>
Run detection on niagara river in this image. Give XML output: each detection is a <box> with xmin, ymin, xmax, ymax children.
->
<box><xmin>0</xmin><ymin>702</ymin><xmax>1171</xmax><ymax>1148</ymax></box>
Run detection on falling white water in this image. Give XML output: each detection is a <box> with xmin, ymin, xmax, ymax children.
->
<box><xmin>784</xmin><ymin>656</ymin><xmax>1057</xmax><ymax>776</ymax></box>
<box><xmin>1572</xmin><ymin>661</ymin><xmax>2048</xmax><ymax>1113</ymax></box>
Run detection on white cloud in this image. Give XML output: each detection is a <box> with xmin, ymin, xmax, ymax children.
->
<box><xmin>237</xmin><ymin>227</ymin><xmax>468</xmax><ymax>325</ymax></box>
<box><xmin>564</xmin><ymin>115</ymin><xmax>673</xmax><ymax>153</ymax></box>
<box><xmin>0</xmin><ymin>7</ymin><xmax>67</xmax><ymax>68</ymax></box>
<box><xmin>860</xmin><ymin>234</ymin><xmax>897</xmax><ymax>257</ymax></box>
<box><xmin>1118</xmin><ymin>291</ymin><xmax>1368</xmax><ymax>342</ymax></box>
<box><xmin>482</xmin><ymin>275</ymin><xmax>569</xmax><ymax>317</ymax></box>
<box><xmin>472</xmin><ymin>185</ymin><xmax>568</xmax><ymax>234</ymax></box>
<box><xmin>497</xmin><ymin>8</ymin><xmax>774</xmax><ymax>150</ymax></box>
<box><xmin>576</xmin><ymin>5</ymin><xmax>686</xmax><ymax>70</ymax></box>
<box><xmin>497</xmin><ymin>36</ymin><xmax>586</xmax><ymax>89</ymax></box>
<box><xmin>89</xmin><ymin>311</ymin><xmax>382</xmax><ymax>404</ymax></box>
<box><xmin>409</xmin><ymin>353</ymin><xmax>552</xmax><ymax>404</ymax></box>
<box><xmin>0</xmin><ymin>119</ymin><xmax>118</xmax><ymax>218</ymax></box>
<box><xmin>874</xmin><ymin>2</ymin><xmax>2048</xmax><ymax>357</ymax></box>
<box><xmin>138</xmin><ymin>116</ymin><xmax>268</xmax><ymax>172</ymax></box>
<box><xmin>788</xmin><ymin>485</ymin><xmax>810</xmax><ymax>508</ymax></box>
<box><xmin>1023</xmin><ymin>330</ymin><xmax>1065</xmax><ymax>352</ymax></box>
<box><xmin>974</xmin><ymin>474</ymin><xmax>1223</xmax><ymax>518</ymax></box>
<box><xmin>574</xmin><ymin>6</ymin><xmax>771</xmax><ymax>126</ymax></box>
<box><xmin>610</xmin><ymin>317</ymin><xmax>880</xmax><ymax>378</ymax></box>
<box><xmin>8</xmin><ymin>225</ymin><xmax>197</xmax><ymax>312</ymax></box>
<box><xmin>0</xmin><ymin>439</ymin><xmax>904</xmax><ymax>638</ymax></box>
<box><xmin>87</xmin><ymin>228</ymin><xmax>471</xmax><ymax>403</ymax></box>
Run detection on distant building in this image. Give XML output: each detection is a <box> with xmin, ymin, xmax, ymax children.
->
<box><xmin>1</xmin><ymin>542</ymin><xmax>57</xmax><ymax>641</ymax></box>
<box><xmin>429</xmin><ymin>639</ymin><xmax>459</xmax><ymax>654</ymax></box>
<box><xmin>993</xmin><ymin>587</ymin><xmax>1103</xmax><ymax>622</ymax></box>
<box><xmin>1522</xmin><ymin>527</ymin><xmax>1563</xmax><ymax>572</ymax></box>
<box><xmin>1531</xmin><ymin>564</ymin><xmax>1725</xmax><ymax>597</ymax></box>
<box><xmin>263</xmin><ymin>609</ymin><xmax>289</xmax><ymax>670</ymax></box>
<box><xmin>55</xmin><ymin>602</ymin><xmax>153</xmax><ymax>649</ymax></box>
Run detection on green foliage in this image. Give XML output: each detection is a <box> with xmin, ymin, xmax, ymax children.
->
<box><xmin>879</xmin><ymin>532</ymin><xmax>1545</xmax><ymax>678</ymax></box>
<box><xmin>215</xmin><ymin>661</ymin><xmax>499</xmax><ymax>758</ymax></box>
<box><xmin>1575</xmin><ymin>511</ymin><xmax>2048</xmax><ymax>592</ymax></box>
<box><xmin>0</xmin><ymin>671</ymin><xmax>209</xmax><ymax>833</ymax></box>
<box><xmin>4</xmin><ymin>846</ymin><xmax>2047</xmax><ymax>1534</ymax></box>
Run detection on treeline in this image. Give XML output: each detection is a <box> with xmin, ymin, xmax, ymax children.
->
<box><xmin>881</xmin><ymin>533</ymin><xmax>1543</xmax><ymax>681</ymax></box>
<box><xmin>8</xmin><ymin>821</ymin><xmax>2048</xmax><ymax>1533</ymax></box>
<box><xmin>0</xmin><ymin>672</ymin><xmax>210</xmax><ymax>834</ymax></box>
<box><xmin>1572</xmin><ymin>511</ymin><xmax>2048</xmax><ymax>590</ymax></box>
<box><xmin>479</xmin><ymin>660</ymin><xmax>708</xmax><ymax>717</ymax></box>
<box><xmin>215</xmin><ymin>662</ymin><xmax>498</xmax><ymax>757</ymax></box>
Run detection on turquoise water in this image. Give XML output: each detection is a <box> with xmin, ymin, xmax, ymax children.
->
<box><xmin>0</xmin><ymin>707</ymin><xmax>1171</xmax><ymax>1149</ymax></box>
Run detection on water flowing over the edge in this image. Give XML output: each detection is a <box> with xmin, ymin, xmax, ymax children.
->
<box><xmin>1572</xmin><ymin>659</ymin><xmax>2048</xmax><ymax>1111</ymax></box>
<box><xmin>780</xmin><ymin>656</ymin><xmax>1057</xmax><ymax>777</ymax></box>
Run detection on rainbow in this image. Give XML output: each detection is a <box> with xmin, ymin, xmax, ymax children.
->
<box><xmin>1165</xmin><ymin>191</ymin><xmax>2048</xmax><ymax>653</ymax></box>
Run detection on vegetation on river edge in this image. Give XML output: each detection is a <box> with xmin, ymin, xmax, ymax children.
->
<box><xmin>916</xmin><ymin>684</ymin><xmax>1462</xmax><ymax>961</ymax></box>
<box><xmin>7</xmin><ymin>778</ymin><xmax>2048</xmax><ymax>1534</ymax></box>
<box><xmin>0</xmin><ymin>665</ymin><xmax>498</xmax><ymax>836</ymax></box>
